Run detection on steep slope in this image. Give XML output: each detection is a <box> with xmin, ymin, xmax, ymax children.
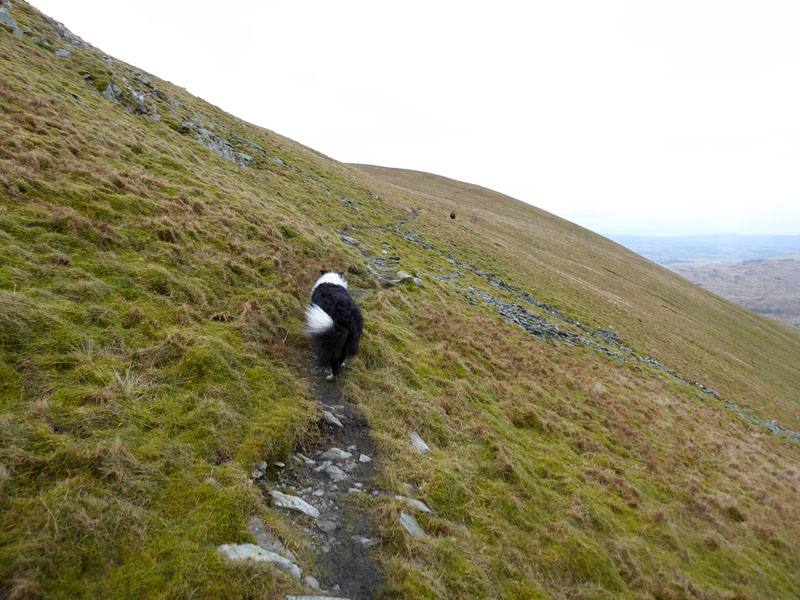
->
<box><xmin>669</xmin><ymin>255</ymin><xmax>800</xmax><ymax>328</ymax></box>
<box><xmin>1</xmin><ymin>4</ymin><xmax>800</xmax><ymax>600</ymax></box>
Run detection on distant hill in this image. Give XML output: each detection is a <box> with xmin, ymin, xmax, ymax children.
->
<box><xmin>608</xmin><ymin>233</ymin><xmax>800</xmax><ymax>265</ymax></box>
<box><xmin>670</xmin><ymin>254</ymin><xmax>800</xmax><ymax>328</ymax></box>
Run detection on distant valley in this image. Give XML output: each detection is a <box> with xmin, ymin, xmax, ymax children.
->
<box><xmin>609</xmin><ymin>234</ymin><xmax>800</xmax><ymax>328</ymax></box>
<box><xmin>669</xmin><ymin>254</ymin><xmax>800</xmax><ymax>328</ymax></box>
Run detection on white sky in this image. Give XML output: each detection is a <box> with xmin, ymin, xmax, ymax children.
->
<box><xmin>29</xmin><ymin>0</ymin><xmax>800</xmax><ymax>235</ymax></box>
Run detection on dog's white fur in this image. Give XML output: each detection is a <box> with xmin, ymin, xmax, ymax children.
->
<box><xmin>305</xmin><ymin>303</ymin><xmax>334</xmax><ymax>335</ymax></box>
<box><xmin>312</xmin><ymin>271</ymin><xmax>348</xmax><ymax>292</ymax></box>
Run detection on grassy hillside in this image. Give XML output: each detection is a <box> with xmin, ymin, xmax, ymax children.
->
<box><xmin>2</xmin><ymin>3</ymin><xmax>800</xmax><ymax>599</ymax></box>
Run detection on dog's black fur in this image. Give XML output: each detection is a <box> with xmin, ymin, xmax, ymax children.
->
<box><xmin>306</xmin><ymin>271</ymin><xmax>363</xmax><ymax>381</ymax></box>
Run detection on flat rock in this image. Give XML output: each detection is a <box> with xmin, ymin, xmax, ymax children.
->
<box><xmin>316</xmin><ymin>519</ymin><xmax>337</xmax><ymax>533</ymax></box>
<box><xmin>358</xmin><ymin>454</ymin><xmax>372</xmax><ymax>463</ymax></box>
<box><xmin>321</xmin><ymin>410</ymin><xmax>343</xmax><ymax>427</ymax></box>
<box><xmin>397</xmin><ymin>270</ymin><xmax>412</xmax><ymax>280</ymax></box>
<box><xmin>54</xmin><ymin>48</ymin><xmax>71</xmax><ymax>57</ymax></box>
<box><xmin>395</xmin><ymin>495</ymin><xmax>431</xmax><ymax>513</ymax></box>
<box><xmin>399</xmin><ymin>512</ymin><xmax>424</xmax><ymax>537</ymax></box>
<box><xmin>351</xmin><ymin>535</ymin><xmax>377</xmax><ymax>547</ymax></box>
<box><xmin>324</xmin><ymin>464</ymin><xmax>349</xmax><ymax>482</ymax></box>
<box><xmin>409</xmin><ymin>432</ymin><xmax>430</xmax><ymax>454</ymax></box>
<box><xmin>320</xmin><ymin>447</ymin><xmax>352</xmax><ymax>461</ymax></box>
<box><xmin>269</xmin><ymin>490</ymin><xmax>320</xmax><ymax>519</ymax></box>
<box><xmin>248</xmin><ymin>515</ymin><xmax>295</xmax><ymax>560</ymax></box>
<box><xmin>303</xmin><ymin>575</ymin><xmax>320</xmax><ymax>590</ymax></box>
<box><xmin>218</xmin><ymin>543</ymin><xmax>301</xmax><ymax>578</ymax></box>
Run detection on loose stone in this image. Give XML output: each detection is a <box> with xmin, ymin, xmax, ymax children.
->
<box><xmin>320</xmin><ymin>447</ymin><xmax>352</xmax><ymax>461</ymax></box>
<box><xmin>409</xmin><ymin>433</ymin><xmax>431</xmax><ymax>454</ymax></box>
<box><xmin>399</xmin><ymin>512</ymin><xmax>425</xmax><ymax>537</ymax></box>
<box><xmin>358</xmin><ymin>454</ymin><xmax>372</xmax><ymax>463</ymax></box>
<box><xmin>269</xmin><ymin>490</ymin><xmax>321</xmax><ymax>519</ymax></box>
<box><xmin>217</xmin><ymin>543</ymin><xmax>301</xmax><ymax>578</ymax></box>
<box><xmin>395</xmin><ymin>495</ymin><xmax>432</xmax><ymax>513</ymax></box>
<box><xmin>321</xmin><ymin>410</ymin><xmax>343</xmax><ymax>427</ymax></box>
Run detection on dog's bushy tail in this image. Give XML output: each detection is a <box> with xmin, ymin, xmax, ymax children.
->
<box><xmin>305</xmin><ymin>303</ymin><xmax>348</xmax><ymax>368</ymax></box>
<box><xmin>305</xmin><ymin>303</ymin><xmax>333</xmax><ymax>335</ymax></box>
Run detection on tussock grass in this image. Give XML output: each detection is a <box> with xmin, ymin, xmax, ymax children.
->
<box><xmin>2</xmin><ymin>3</ymin><xmax>800</xmax><ymax>598</ymax></box>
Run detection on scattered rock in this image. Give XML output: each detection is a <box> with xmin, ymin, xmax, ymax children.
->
<box><xmin>248</xmin><ymin>516</ymin><xmax>295</xmax><ymax>561</ymax></box>
<box><xmin>303</xmin><ymin>575</ymin><xmax>321</xmax><ymax>590</ymax></box>
<box><xmin>409</xmin><ymin>433</ymin><xmax>430</xmax><ymax>454</ymax></box>
<box><xmin>320</xmin><ymin>447</ymin><xmax>352</xmax><ymax>461</ymax></box>
<box><xmin>351</xmin><ymin>535</ymin><xmax>377</xmax><ymax>548</ymax></box>
<box><xmin>205</xmin><ymin>476</ymin><xmax>221</xmax><ymax>487</ymax></box>
<box><xmin>399</xmin><ymin>512</ymin><xmax>425</xmax><ymax>537</ymax></box>
<box><xmin>396</xmin><ymin>270</ymin><xmax>412</xmax><ymax>281</ymax></box>
<box><xmin>324</xmin><ymin>464</ymin><xmax>349</xmax><ymax>482</ymax></box>
<box><xmin>322</xmin><ymin>410</ymin><xmax>343</xmax><ymax>427</ymax></box>
<box><xmin>402</xmin><ymin>482</ymin><xmax>416</xmax><ymax>496</ymax></box>
<box><xmin>316</xmin><ymin>519</ymin><xmax>337</xmax><ymax>534</ymax></box>
<box><xmin>54</xmin><ymin>48</ymin><xmax>71</xmax><ymax>57</ymax></box>
<box><xmin>293</xmin><ymin>453</ymin><xmax>316</xmax><ymax>465</ymax></box>
<box><xmin>217</xmin><ymin>543</ymin><xmax>301</xmax><ymax>578</ymax></box>
<box><xmin>0</xmin><ymin>7</ymin><xmax>21</xmax><ymax>36</ymax></box>
<box><xmin>395</xmin><ymin>496</ymin><xmax>431</xmax><ymax>514</ymax></box>
<box><xmin>413</xmin><ymin>277</ymin><xmax>423</xmax><ymax>287</ymax></box>
<box><xmin>358</xmin><ymin>454</ymin><xmax>372</xmax><ymax>463</ymax></box>
<box><xmin>269</xmin><ymin>490</ymin><xmax>321</xmax><ymax>519</ymax></box>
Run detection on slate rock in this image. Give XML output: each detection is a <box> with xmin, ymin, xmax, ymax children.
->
<box><xmin>316</xmin><ymin>519</ymin><xmax>337</xmax><ymax>533</ymax></box>
<box><xmin>399</xmin><ymin>512</ymin><xmax>424</xmax><ymax>537</ymax></box>
<box><xmin>320</xmin><ymin>447</ymin><xmax>352</xmax><ymax>461</ymax></box>
<box><xmin>269</xmin><ymin>490</ymin><xmax>320</xmax><ymax>519</ymax></box>
<box><xmin>395</xmin><ymin>495</ymin><xmax>431</xmax><ymax>513</ymax></box>
<box><xmin>218</xmin><ymin>543</ymin><xmax>301</xmax><ymax>578</ymax></box>
<box><xmin>409</xmin><ymin>433</ymin><xmax>430</xmax><ymax>454</ymax></box>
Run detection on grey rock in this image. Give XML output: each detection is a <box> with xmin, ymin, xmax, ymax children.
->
<box><xmin>320</xmin><ymin>447</ymin><xmax>352</xmax><ymax>461</ymax></box>
<box><xmin>269</xmin><ymin>490</ymin><xmax>320</xmax><ymax>519</ymax></box>
<box><xmin>358</xmin><ymin>454</ymin><xmax>372</xmax><ymax>463</ymax></box>
<box><xmin>395</xmin><ymin>495</ymin><xmax>431</xmax><ymax>513</ymax></box>
<box><xmin>0</xmin><ymin>8</ymin><xmax>19</xmax><ymax>33</ymax></box>
<box><xmin>316</xmin><ymin>519</ymin><xmax>337</xmax><ymax>533</ymax></box>
<box><xmin>396</xmin><ymin>270</ymin><xmax>412</xmax><ymax>280</ymax></box>
<box><xmin>1</xmin><ymin>2</ymin><xmax>12</xmax><ymax>9</ymax></box>
<box><xmin>248</xmin><ymin>516</ymin><xmax>295</xmax><ymax>560</ymax></box>
<box><xmin>273</xmin><ymin>157</ymin><xmax>285</xmax><ymax>166</ymax></box>
<box><xmin>251</xmin><ymin>469</ymin><xmax>264</xmax><ymax>480</ymax></box>
<box><xmin>409</xmin><ymin>433</ymin><xmax>430</xmax><ymax>454</ymax></box>
<box><xmin>54</xmin><ymin>48</ymin><xmax>71</xmax><ymax>57</ymax></box>
<box><xmin>324</xmin><ymin>464</ymin><xmax>348</xmax><ymax>482</ymax></box>
<box><xmin>351</xmin><ymin>535</ymin><xmax>377</xmax><ymax>547</ymax></box>
<box><xmin>205</xmin><ymin>476</ymin><xmax>221</xmax><ymax>487</ymax></box>
<box><xmin>399</xmin><ymin>512</ymin><xmax>424</xmax><ymax>537</ymax></box>
<box><xmin>293</xmin><ymin>453</ymin><xmax>316</xmax><ymax>465</ymax></box>
<box><xmin>257</xmin><ymin>460</ymin><xmax>268</xmax><ymax>470</ymax></box>
<box><xmin>413</xmin><ymin>277</ymin><xmax>424</xmax><ymax>287</ymax></box>
<box><xmin>314</xmin><ymin>460</ymin><xmax>332</xmax><ymax>473</ymax></box>
<box><xmin>218</xmin><ymin>543</ymin><xmax>301</xmax><ymax>578</ymax></box>
<box><xmin>402</xmin><ymin>482</ymin><xmax>416</xmax><ymax>496</ymax></box>
<box><xmin>303</xmin><ymin>575</ymin><xmax>321</xmax><ymax>590</ymax></box>
<box><xmin>347</xmin><ymin>488</ymin><xmax>362</xmax><ymax>493</ymax></box>
<box><xmin>274</xmin><ymin>461</ymin><xmax>285</xmax><ymax>468</ymax></box>
<box><xmin>321</xmin><ymin>410</ymin><xmax>343</xmax><ymax>427</ymax></box>
<box><xmin>312</xmin><ymin>489</ymin><xmax>325</xmax><ymax>497</ymax></box>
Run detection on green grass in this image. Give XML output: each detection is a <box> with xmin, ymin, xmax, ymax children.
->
<box><xmin>2</xmin><ymin>3</ymin><xmax>800</xmax><ymax>599</ymax></box>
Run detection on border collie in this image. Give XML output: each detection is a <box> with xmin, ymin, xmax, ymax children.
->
<box><xmin>305</xmin><ymin>270</ymin><xmax>363</xmax><ymax>382</ymax></box>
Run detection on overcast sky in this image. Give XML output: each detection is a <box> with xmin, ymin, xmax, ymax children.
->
<box><xmin>30</xmin><ymin>0</ymin><xmax>800</xmax><ymax>235</ymax></box>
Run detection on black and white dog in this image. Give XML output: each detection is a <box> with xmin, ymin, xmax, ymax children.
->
<box><xmin>305</xmin><ymin>270</ymin><xmax>363</xmax><ymax>381</ymax></box>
